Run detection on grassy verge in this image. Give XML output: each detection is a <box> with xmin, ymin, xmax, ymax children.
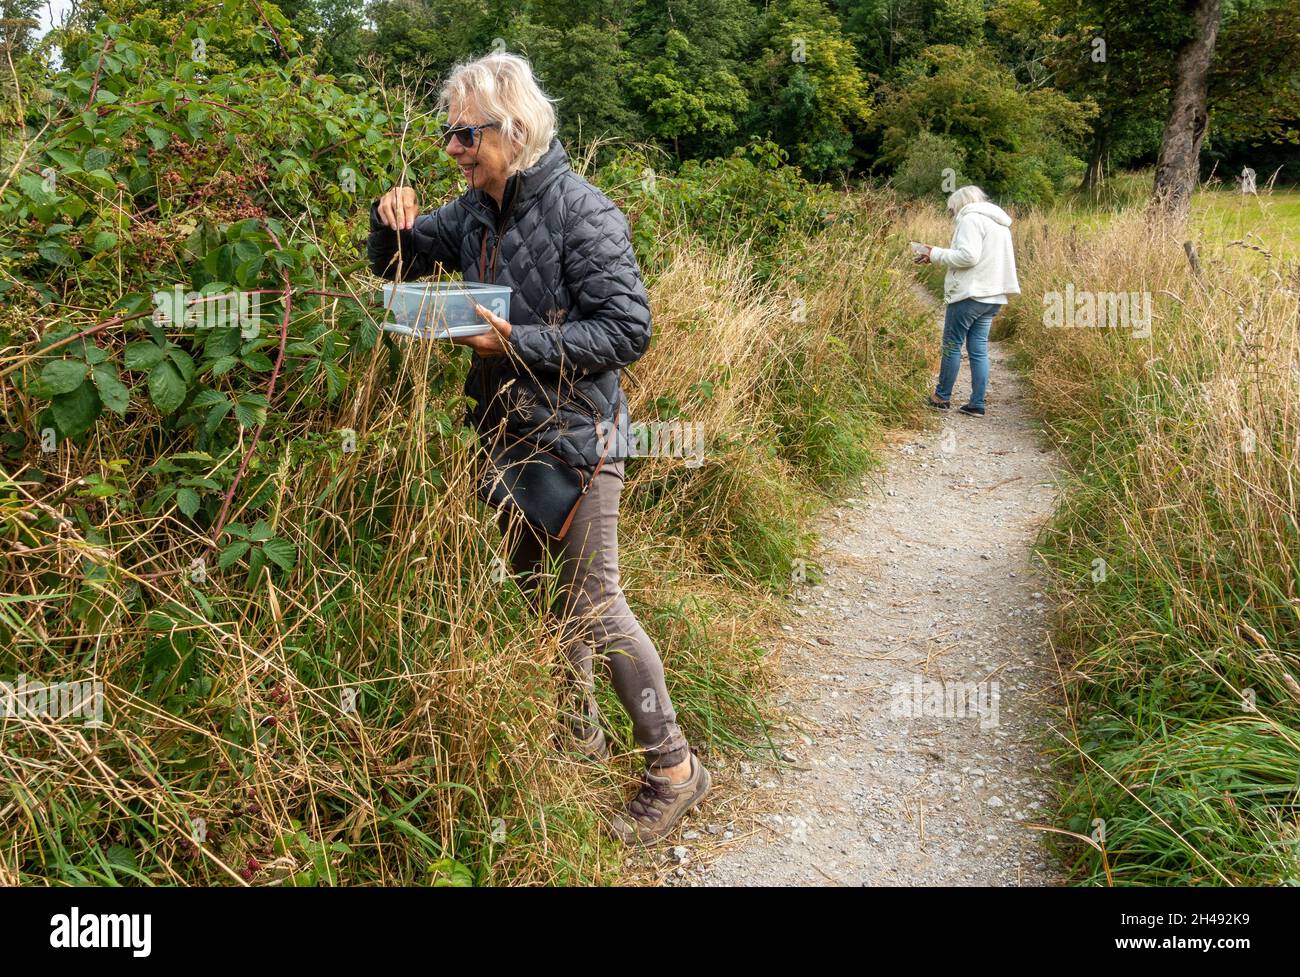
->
<box><xmin>907</xmin><ymin>193</ymin><xmax>1300</xmax><ymax>885</ymax></box>
<box><xmin>1</xmin><ymin>175</ymin><xmax>933</xmax><ymax>885</ymax></box>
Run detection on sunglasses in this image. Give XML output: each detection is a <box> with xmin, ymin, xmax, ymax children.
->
<box><xmin>440</xmin><ymin>121</ymin><xmax>500</xmax><ymax>149</ymax></box>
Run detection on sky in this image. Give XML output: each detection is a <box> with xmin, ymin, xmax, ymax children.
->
<box><xmin>37</xmin><ymin>0</ymin><xmax>75</xmax><ymax>36</ymax></box>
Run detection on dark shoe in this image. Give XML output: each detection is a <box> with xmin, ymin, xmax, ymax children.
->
<box><xmin>927</xmin><ymin>394</ymin><xmax>950</xmax><ymax>411</ymax></box>
<box><xmin>609</xmin><ymin>753</ymin><xmax>711</xmax><ymax>847</ymax></box>
<box><xmin>958</xmin><ymin>404</ymin><xmax>985</xmax><ymax>417</ymax></box>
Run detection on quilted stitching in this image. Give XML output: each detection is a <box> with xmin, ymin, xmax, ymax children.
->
<box><xmin>368</xmin><ymin>138</ymin><xmax>652</xmax><ymax>469</ymax></box>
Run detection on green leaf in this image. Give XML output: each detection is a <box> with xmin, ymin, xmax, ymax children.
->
<box><xmin>60</xmin><ymin>196</ymin><xmax>88</xmax><ymax>223</ymax></box>
<box><xmin>210</xmin><ymin>355</ymin><xmax>239</xmax><ymax>377</ymax></box>
<box><xmin>428</xmin><ymin>858</ymin><xmax>474</xmax><ymax>886</ymax></box>
<box><xmin>242</xmin><ymin>351</ymin><xmax>273</xmax><ymax>371</ymax></box>
<box><xmin>109</xmin><ymin>293</ymin><xmax>153</xmax><ymax>315</ymax></box>
<box><xmin>204</xmin><ymin>400</ymin><xmax>233</xmax><ymax>434</ymax></box>
<box><xmin>353</xmin><ymin>318</ymin><xmax>378</xmax><ymax>352</ymax></box>
<box><xmin>168</xmin><ymin>346</ymin><xmax>196</xmax><ymax>383</ymax></box>
<box><xmin>235</xmin><ymin>255</ymin><xmax>265</xmax><ymax>288</ymax></box>
<box><xmin>217</xmin><ymin>540</ymin><xmax>250</xmax><ymax>570</ymax></box>
<box><xmin>249</xmin><ymin>520</ymin><xmax>274</xmax><ymax>542</ymax></box>
<box><xmin>105</xmin><ymin>844</ymin><xmax>136</xmax><ymax>871</ymax></box>
<box><xmin>92</xmin><ymin>362</ymin><xmax>129</xmax><ymax>415</ymax></box>
<box><xmin>81</xmin><ymin>342</ymin><xmax>109</xmax><ymax>364</ymax></box>
<box><xmin>190</xmin><ymin>390</ymin><xmax>226</xmax><ymax>409</ymax></box>
<box><xmin>260</xmin><ymin>538</ymin><xmax>296</xmax><ymax>573</ymax></box>
<box><xmin>233</xmin><ymin>396</ymin><xmax>266</xmax><ymax>428</ymax></box>
<box><xmin>176</xmin><ymin>487</ymin><xmax>201</xmax><ymax>518</ymax></box>
<box><xmin>38</xmin><ymin>239</ymin><xmax>74</xmax><ymax>265</ymax></box>
<box><xmin>246</xmin><ymin>546</ymin><xmax>266</xmax><ymax>584</ymax></box>
<box><xmin>148</xmin><ymin>362</ymin><xmax>186</xmax><ymax>414</ymax></box>
<box><xmin>51</xmin><ymin>380</ymin><xmax>101</xmax><ymax>437</ymax></box>
<box><xmin>322</xmin><ymin>360</ymin><xmax>345</xmax><ymax>400</ymax></box>
<box><xmin>45</xmin><ymin>148</ymin><xmax>79</xmax><ymax>169</ymax></box>
<box><xmin>203</xmin><ymin>327</ymin><xmax>241</xmax><ymax>359</ymax></box>
<box><xmin>40</xmin><ymin>359</ymin><xmax>88</xmax><ymax>395</ymax></box>
<box><xmin>125</xmin><ymin>341</ymin><xmax>164</xmax><ymax>370</ymax></box>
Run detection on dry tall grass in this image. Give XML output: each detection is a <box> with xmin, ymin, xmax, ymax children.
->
<box><xmin>908</xmin><ymin>196</ymin><xmax>1300</xmax><ymax>884</ymax></box>
<box><xmin>1</xmin><ymin>190</ymin><xmax>934</xmax><ymax>885</ymax></box>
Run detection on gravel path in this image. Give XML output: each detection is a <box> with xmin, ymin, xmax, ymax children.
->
<box><xmin>670</xmin><ymin>295</ymin><xmax>1068</xmax><ymax>886</ymax></box>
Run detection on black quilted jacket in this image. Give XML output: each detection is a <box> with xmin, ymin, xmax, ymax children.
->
<box><xmin>367</xmin><ymin>137</ymin><xmax>651</xmax><ymax>470</ymax></box>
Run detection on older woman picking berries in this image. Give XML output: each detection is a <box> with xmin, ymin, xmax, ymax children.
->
<box><xmin>367</xmin><ymin>53</ymin><xmax>709</xmax><ymax>846</ymax></box>
<box><xmin>913</xmin><ymin>185</ymin><xmax>1020</xmax><ymax>417</ymax></box>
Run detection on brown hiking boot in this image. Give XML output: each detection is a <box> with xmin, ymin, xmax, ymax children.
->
<box><xmin>609</xmin><ymin>753</ymin><xmax>711</xmax><ymax>846</ymax></box>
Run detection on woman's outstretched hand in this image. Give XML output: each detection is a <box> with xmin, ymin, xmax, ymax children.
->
<box><xmin>913</xmin><ymin>244</ymin><xmax>933</xmax><ymax>265</ymax></box>
<box><xmin>451</xmin><ymin>303</ymin><xmax>514</xmax><ymax>357</ymax></box>
<box><xmin>377</xmin><ymin>186</ymin><xmax>420</xmax><ymax>231</ymax></box>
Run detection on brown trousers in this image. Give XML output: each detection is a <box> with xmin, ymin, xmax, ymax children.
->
<box><xmin>498</xmin><ymin>459</ymin><xmax>691</xmax><ymax>770</ymax></box>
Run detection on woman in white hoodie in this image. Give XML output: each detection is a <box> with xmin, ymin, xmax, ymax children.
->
<box><xmin>914</xmin><ymin>186</ymin><xmax>1020</xmax><ymax>416</ymax></box>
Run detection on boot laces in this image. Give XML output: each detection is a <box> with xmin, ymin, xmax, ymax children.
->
<box><xmin>628</xmin><ymin>772</ymin><xmax>677</xmax><ymax>821</ymax></box>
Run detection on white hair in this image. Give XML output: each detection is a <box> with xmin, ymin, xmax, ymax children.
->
<box><xmin>946</xmin><ymin>185</ymin><xmax>988</xmax><ymax>215</ymax></box>
<box><xmin>438</xmin><ymin>53</ymin><xmax>559</xmax><ymax>176</ymax></box>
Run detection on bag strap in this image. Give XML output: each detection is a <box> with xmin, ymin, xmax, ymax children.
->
<box><xmin>556</xmin><ymin>410</ymin><xmax>620</xmax><ymax>540</ymax></box>
<box><xmin>479</xmin><ymin>229</ymin><xmax>499</xmax><ymax>283</ymax></box>
<box><xmin>479</xmin><ymin>181</ymin><xmax>518</xmax><ymax>283</ymax></box>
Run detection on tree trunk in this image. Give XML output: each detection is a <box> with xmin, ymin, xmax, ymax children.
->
<box><xmin>1151</xmin><ymin>0</ymin><xmax>1224</xmax><ymax>219</ymax></box>
<box><xmin>1083</xmin><ymin>124</ymin><xmax>1109</xmax><ymax>191</ymax></box>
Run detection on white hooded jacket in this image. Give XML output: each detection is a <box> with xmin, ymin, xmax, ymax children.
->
<box><xmin>929</xmin><ymin>201</ymin><xmax>1020</xmax><ymax>305</ymax></box>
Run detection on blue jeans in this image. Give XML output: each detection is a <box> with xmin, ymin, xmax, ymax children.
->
<box><xmin>935</xmin><ymin>299</ymin><xmax>999</xmax><ymax>409</ymax></box>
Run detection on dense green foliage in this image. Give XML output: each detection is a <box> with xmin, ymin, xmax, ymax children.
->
<box><xmin>872</xmin><ymin>43</ymin><xmax>1095</xmax><ymax>204</ymax></box>
<box><xmin>21</xmin><ymin>0</ymin><xmax>1297</xmax><ymax>198</ymax></box>
<box><xmin>0</xmin><ymin>0</ymin><xmax>937</xmax><ymax>885</ymax></box>
<box><xmin>3</xmin><ymin>0</ymin><xmax>1298</xmax><ymax>890</ymax></box>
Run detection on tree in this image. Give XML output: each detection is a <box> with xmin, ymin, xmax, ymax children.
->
<box><xmin>1205</xmin><ymin>0</ymin><xmax>1300</xmax><ymax>157</ymax></box>
<box><xmin>872</xmin><ymin>43</ymin><xmax>1096</xmax><ymax>204</ymax></box>
<box><xmin>627</xmin><ymin>28</ymin><xmax>747</xmax><ymax>155</ymax></box>
<box><xmin>276</xmin><ymin>0</ymin><xmax>367</xmax><ymax>77</ymax></box>
<box><xmin>506</xmin><ymin>5</ymin><xmax>643</xmax><ymax>153</ymax></box>
<box><xmin>1040</xmin><ymin>0</ymin><xmax>1291</xmax><ymax>199</ymax></box>
<box><xmin>624</xmin><ymin>0</ymin><xmax>752</xmax><ymax>159</ymax></box>
<box><xmin>0</xmin><ymin>0</ymin><xmax>42</xmax><ymax>57</ymax></box>
<box><xmin>1037</xmin><ymin>0</ymin><xmax>1188</xmax><ymax>191</ymax></box>
<box><xmin>746</xmin><ymin>0</ymin><xmax>873</xmax><ymax>177</ymax></box>
<box><xmin>364</xmin><ymin>0</ymin><xmax>503</xmax><ymax>89</ymax></box>
<box><xmin>0</xmin><ymin>0</ymin><xmax>40</xmax><ymax>124</ymax></box>
<box><xmin>1151</xmin><ymin>0</ymin><xmax>1223</xmax><ymax>218</ymax></box>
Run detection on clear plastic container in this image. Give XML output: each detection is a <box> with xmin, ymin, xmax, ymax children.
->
<box><xmin>380</xmin><ymin>282</ymin><xmax>512</xmax><ymax>339</ymax></box>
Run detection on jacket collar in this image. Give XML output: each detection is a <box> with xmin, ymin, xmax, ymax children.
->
<box><xmin>466</xmin><ymin>137</ymin><xmax>570</xmax><ymax>230</ymax></box>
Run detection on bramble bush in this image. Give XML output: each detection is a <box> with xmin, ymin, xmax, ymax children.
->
<box><xmin>1</xmin><ymin>3</ymin><xmax>464</xmax><ymax>563</ymax></box>
<box><xmin>0</xmin><ymin>2</ymin><xmax>933</xmax><ymax>885</ymax></box>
